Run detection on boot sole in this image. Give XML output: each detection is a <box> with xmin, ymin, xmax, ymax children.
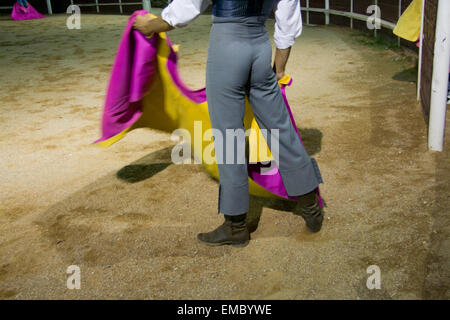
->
<box><xmin>301</xmin><ymin>215</ymin><xmax>324</xmax><ymax>233</ymax></box>
<box><xmin>197</xmin><ymin>238</ymin><xmax>250</xmax><ymax>248</ymax></box>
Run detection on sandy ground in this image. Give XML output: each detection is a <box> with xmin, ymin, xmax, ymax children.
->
<box><xmin>0</xmin><ymin>13</ymin><xmax>449</xmax><ymax>300</ymax></box>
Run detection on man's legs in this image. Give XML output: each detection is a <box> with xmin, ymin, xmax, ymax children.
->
<box><xmin>204</xmin><ymin>26</ymin><xmax>252</xmax><ymax>216</ymax></box>
<box><xmin>198</xmin><ymin>25</ymin><xmax>324</xmax><ymax>247</ymax></box>
<box><xmin>247</xmin><ymin>38</ymin><xmax>324</xmax><ymax>232</ymax></box>
<box><xmin>248</xmin><ymin>39</ymin><xmax>323</xmax><ymax>196</ymax></box>
<box><xmin>197</xmin><ymin>24</ymin><xmax>252</xmax><ymax>246</ymax></box>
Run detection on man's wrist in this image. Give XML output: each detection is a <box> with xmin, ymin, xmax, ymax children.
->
<box><xmin>276</xmin><ymin>71</ymin><xmax>285</xmax><ymax>80</ymax></box>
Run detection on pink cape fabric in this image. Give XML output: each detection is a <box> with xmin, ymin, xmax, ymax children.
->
<box><xmin>96</xmin><ymin>10</ymin><xmax>323</xmax><ymax>206</ymax></box>
<box><xmin>95</xmin><ymin>10</ymin><xmax>206</xmax><ymax>144</ymax></box>
<box><xmin>11</xmin><ymin>2</ymin><xmax>45</xmax><ymax>20</ymax></box>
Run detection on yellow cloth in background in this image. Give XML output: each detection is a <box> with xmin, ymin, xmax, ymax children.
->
<box><xmin>393</xmin><ymin>0</ymin><xmax>423</xmax><ymax>42</ymax></box>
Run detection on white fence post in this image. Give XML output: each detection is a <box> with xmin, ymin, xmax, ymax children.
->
<box><xmin>397</xmin><ymin>0</ymin><xmax>402</xmax><ymax>46</ymax></box>
<box><xmin>350</xmin><ymin>0</ymin><xmax>353</xmax><ymax>29</ymax></box>
<box><xmin>428</xmin><ymin>0</ymin><xmax>450</xmax><ymax>151</ymax></box>
<box><xmin>417</xmin><ymin>0</ymin><xmax>426</xmax><ymax>101</ymax></box>
<box><xmin>46</xmin><ymin>0</ymin><xmax>52</xmax><ymax>14</ymax></box>
<box><xmin>325</xmin><ymin>0</ymin><xmax>330</xmax><ymax>25</ymax></box>
<box><xmin>143</xmin><ymin>0</ymin><xmax>151</xmax><ymax>12</ymax></box>
<box><xmin>374</xmin><ymin>0</ymin><xmax>378</xmax><ymax>37</ymax></box>
<box><xmin>95</xmin><ymin>0</ymin><xmax>99</xmax><ymax>13</ymax></box>
<box><xmin>306</xmin><ymin>0</ymin><xmax>310</xmax><ymax>25</ymax></box>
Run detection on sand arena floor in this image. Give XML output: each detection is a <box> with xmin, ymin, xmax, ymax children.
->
<box><xmin>0</xmin><ymin>13</ymin><xmax>449</xmax><ymax>299</ymax></box>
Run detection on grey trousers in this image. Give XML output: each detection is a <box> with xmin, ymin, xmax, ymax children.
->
<box><xmin>206</xmin><ymin>17</ymin><xmax>323</xmax><ymax>215</ymax></box>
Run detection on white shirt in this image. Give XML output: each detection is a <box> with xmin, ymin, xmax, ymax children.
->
<box><xmin>161</xmin><ymin>0</ymin><xmax>302</xmax><ymax>49</ymax></box>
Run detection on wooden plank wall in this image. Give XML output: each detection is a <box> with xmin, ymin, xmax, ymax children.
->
<box><xmin>420</xmin><ymin>0</ymin><xmax>437</xmax><ymax>121</ymax></box>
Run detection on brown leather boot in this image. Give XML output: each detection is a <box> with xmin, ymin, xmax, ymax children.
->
<box><xmin>197</xmin><ymin>214</ymin><xmax>250</xmax><ymax>247</ymax></box>
<box><xmin>297</xmin><ymin>191</ymin><xmax>324</xmax><ymax>233</ymax></box>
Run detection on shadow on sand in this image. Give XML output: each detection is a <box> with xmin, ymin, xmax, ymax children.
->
<box><xmin>114</xmin><ymin>127</ymin><xmax>324</xmax><ymax>234</ymax></box>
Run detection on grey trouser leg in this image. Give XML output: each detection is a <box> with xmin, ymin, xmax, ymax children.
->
<box><xmin>206</xmin><ymin>22</ymin><xmax>322</xmax><ymax>216</ymax></box>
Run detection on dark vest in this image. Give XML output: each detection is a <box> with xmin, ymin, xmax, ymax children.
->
<box><xmin>212</xmin><ymin>0</ymin><xmax>276</xmax><ymax>17</ymax></box>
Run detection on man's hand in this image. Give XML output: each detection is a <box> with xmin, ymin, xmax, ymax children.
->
<box><xmin>133</xmin><ymin>15</ymin><xmax>175</xmax><ymax>36</ymax></box>
<box><xmin>133</xmin><ymin>15</ymin><xmax>156</xmax><ymax>36</ymax></box>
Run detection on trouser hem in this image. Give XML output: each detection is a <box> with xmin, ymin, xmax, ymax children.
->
<box><xmin>218</xmin><ymin>183</ymin><xmax>249</xmax><ymax>215</ymax></box>
<box><xmin>279</xmin><ymin>157</ymin><xmax>323</xmax><ymax>197</ymax></box>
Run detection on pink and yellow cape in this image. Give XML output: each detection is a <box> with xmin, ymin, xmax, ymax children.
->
<box><xmin>95</xmin><ymin>11</ymin><xmax>323</xmax><ymax>205</ymax></box>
